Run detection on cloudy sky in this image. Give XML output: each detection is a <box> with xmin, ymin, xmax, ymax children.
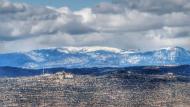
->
<box><xmin>0</xmin><ymin>0</ymin><xmax>190</xmax><ymax>53</ymax></box>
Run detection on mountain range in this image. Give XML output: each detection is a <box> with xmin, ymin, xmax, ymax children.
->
<box><xmin>0</xmin><ymin>46</ymin><xmax>190</xmax><ymax>69</ymax></box>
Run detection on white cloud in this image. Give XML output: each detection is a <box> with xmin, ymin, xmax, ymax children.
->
<box><xmin>0</xmin><ymin>0</ymin><xmax>96</xmax><ymax>41</ymax></box>
<box><xmin>0</xmin><ymin>0</ymin><xmax>190</xmax><ymax>52</ymax></box>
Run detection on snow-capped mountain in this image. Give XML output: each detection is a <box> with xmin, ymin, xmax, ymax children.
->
<box><xmin>0</xmin><ymin>46</ymin><xmax>190</xmax><ymax>69</ymax></box>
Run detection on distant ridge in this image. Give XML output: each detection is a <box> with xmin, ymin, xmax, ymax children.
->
<box><xmin>0</xmin><ymin>46</ymin><xmax>190</xmax><ymax>69</ymax></box>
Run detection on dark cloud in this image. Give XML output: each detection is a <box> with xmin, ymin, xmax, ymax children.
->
<box><xmin>113</xmin><ymin>0</ymin><xmax>190</xmax><ymax>14</ymax></box>
<box><xmin>0</xmin><ymin>0</ymin><xmax>190</xmax><ymax>52</ymax></box>
<box><xmin>174</xmin><ymin>31</ymin><xmax>190</xmax><ymax>38</ymax></box>
<box><xmin>0</xmin><ymin>0</ymin><xmax>26</xmax><ymax>14</ymax></box>
<box><xmin>92</xmin><ymin>2</ymin><xmax>124</xmax><ymax>14</ymax></box>
<box><xmin>63</xmin><ymin>21</ymin><xmax>96</xmax><ymax>35</ymax></box>
<box><xmin>0</xmin><ymin>1</ymin><xmax>96</xmax><ymax>41</ymax></box>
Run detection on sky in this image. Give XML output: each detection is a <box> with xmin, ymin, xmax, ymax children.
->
<box><xmin>11</xmin><ymin>0</ymin><xmax>111</xmax><ymax>10</ymax></box>
<box><xmin>0</xmin><ymin>0</ymin><xmax>190</xmax><ymax>53</ymax></box>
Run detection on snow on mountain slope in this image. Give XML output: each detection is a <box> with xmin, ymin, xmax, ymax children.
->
<box><xmin>0</xmin><ymin>46</ymin><xmax>189</xmax><ymax>69</ymax></box>
<box><xmin>58</xmin><ymin>46</ymin><xmax>123</xmax><ymax>53</ymax></box>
